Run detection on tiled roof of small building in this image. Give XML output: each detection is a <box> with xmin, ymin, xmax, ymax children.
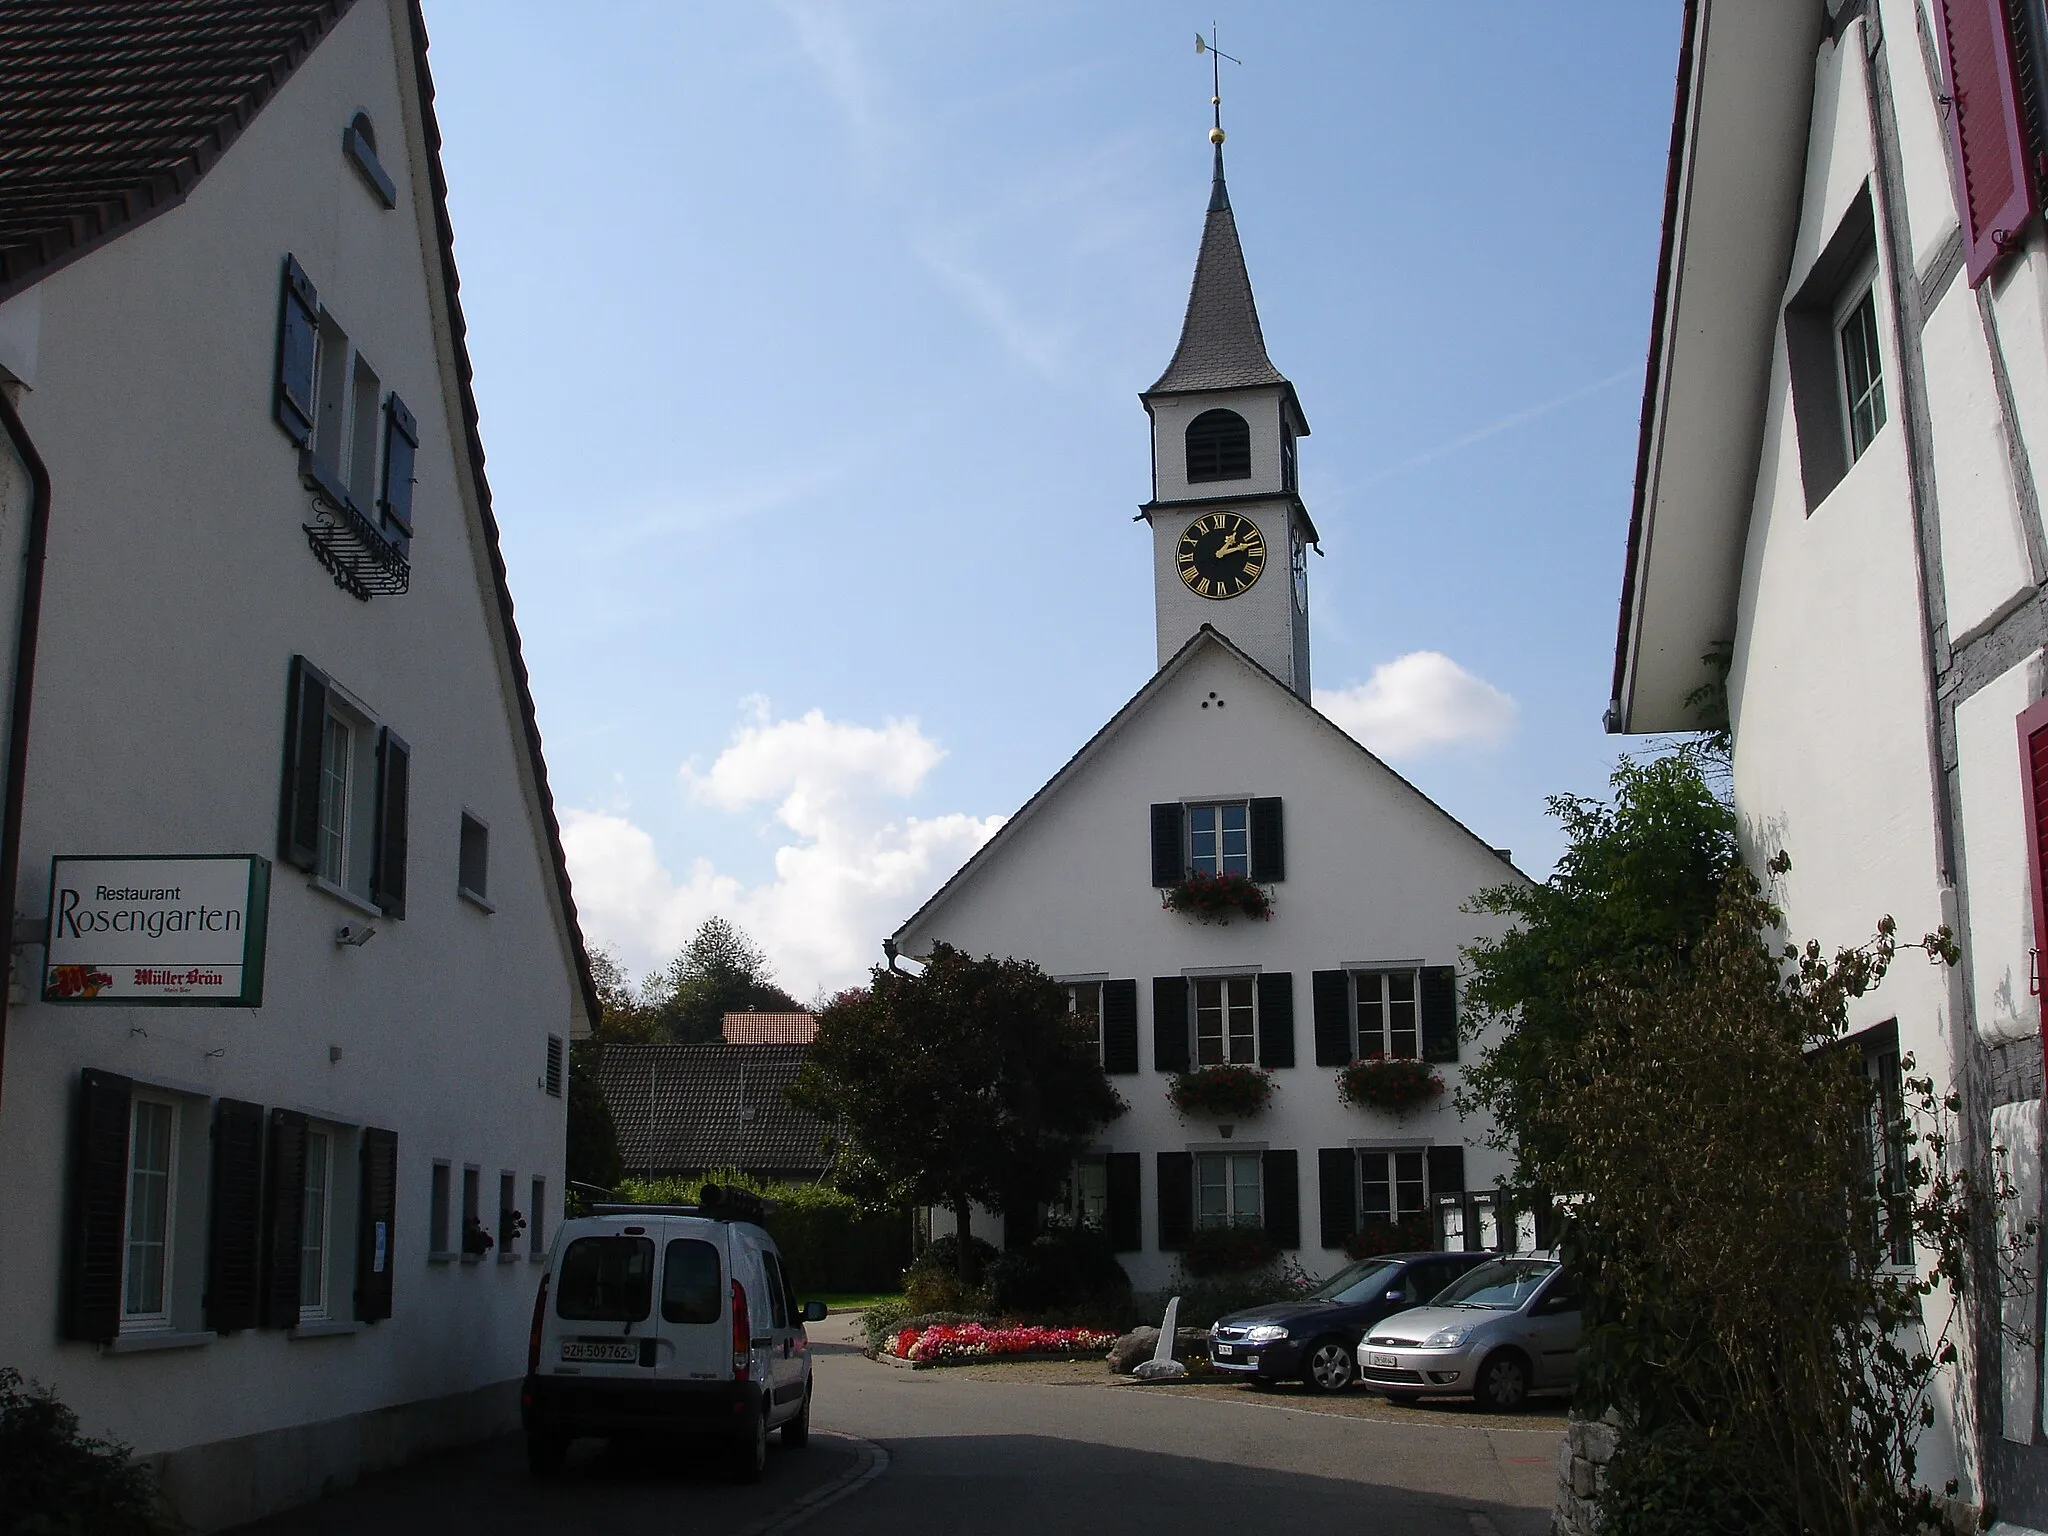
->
<box><xmin>0</xmin><ymin>1</ymin><xmax>352</xmax><ymax>300</ymax></box>
<box><xmin>722</xmin><ymin>1011</ymin><xmax>817</xmax><ymax>1044</ymax></box>
<box><xmin>599</xmin><ymin>1043</ymin><xmax>828</xmax><ymax>1178</ymax></box>
<box><xmin>1145</xmin><ymin>147</ymin><xmax>1289</xmax><ymax>398</ymax></box>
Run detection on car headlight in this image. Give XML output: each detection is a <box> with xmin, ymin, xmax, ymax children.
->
<box><xmin>1243</xmin><ymin>1324</ymin><xmax>1289</xmax><ymax>1343</ymax></box>
<box><xmin>1421</xmin><ymin>1326</ymin><xmax>1473</xmax><ymax>1349</ymax></box>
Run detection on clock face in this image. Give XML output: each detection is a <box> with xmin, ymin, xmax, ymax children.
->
<box><xmin>1176</xmin><ymin>512</ymin><xmax>1266</xmax><ymax>600</ymax></box>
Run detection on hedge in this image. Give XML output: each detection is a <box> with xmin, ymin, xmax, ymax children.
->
<box><xmin>614</xmin><ymin>1173</ymin><xmax>911</xmax><ymax>1295</ymax></box>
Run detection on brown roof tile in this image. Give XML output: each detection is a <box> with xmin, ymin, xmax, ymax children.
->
<box><xmin>722</xmin><ymin>1012</ymin><xmax>817</xmax><ymax>1044</ymax></box>
<box><xmin>598</xmin><ymin>1043</ymin><xmax>828</xmax><ymax>1180</ymax></box>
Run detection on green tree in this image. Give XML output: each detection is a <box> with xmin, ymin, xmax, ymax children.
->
<box><xmin>642</xmin><ymin>916</ymin><xmax>802</xmax><ymax>1043</ymax></box>
<box><xmin>789</xmin><ymin>943</ymin><xmax>1126</xmax><ymax>1281</ymax></box>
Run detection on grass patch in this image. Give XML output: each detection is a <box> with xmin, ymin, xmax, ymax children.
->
<box><xmin>812</xmin><ymin>1291</ymin><xmax>903</xmax><ymax>1313</ymax></box>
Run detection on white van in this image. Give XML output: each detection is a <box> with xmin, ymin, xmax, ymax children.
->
<box><xmin>520</xmin><ymin>1187</ymin><xmax>827</xmax><ymax>1481</ymax></box>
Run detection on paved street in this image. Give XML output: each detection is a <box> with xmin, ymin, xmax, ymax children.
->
<box><xmin>233</xmin><ymin>1313</ymin><xmax>1561</xmax><ymax>1535</ymax></box>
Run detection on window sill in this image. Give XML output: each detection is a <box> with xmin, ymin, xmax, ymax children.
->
<box><xmin>308</xmin><ymin>874</ymin><xmax>383</xmax><ymax>921</ymax></box>
<box><xmin>497</xmin><ymin>1249</ymin><xmax>522</xmax><ymax>1264</ymax></box>
<box><xmin>103</xmin><ymin>1329</ymin><xmax>215</xmax><ymax>1355</ymax></box>
<box><xmin>458</xmin><ymin>886</ymin><xmax>495</xmax><ymax>914</ymax></box>
<box><xmin>461</xmin><ymin>1253</ymin><xmax>484</xmax><ymax>1265</ymax></box>
<box><xmin>289</xmin><ymin>1319</ymin><xmax>362</xmax><ymax>1340</ymax></box>
<box><xmin>428</xmin><ymin>1249</ymin><xmax>457</xmax><ymax>1264</ymax></box>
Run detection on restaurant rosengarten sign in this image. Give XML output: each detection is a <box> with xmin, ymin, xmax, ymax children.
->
<box><xmin>44</xmin><ymin>855</ymin><xmax>271</xmax><ymax>1005</ymax></box>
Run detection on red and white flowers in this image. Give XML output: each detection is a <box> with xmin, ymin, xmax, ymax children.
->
<box><xmin>890</xmin><ymin>1322</ymin><xmax>1118</xmax><ymax>1363</ymax></box>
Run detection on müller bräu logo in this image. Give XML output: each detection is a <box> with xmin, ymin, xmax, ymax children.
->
<box><xmin>134</xmin><ymin>968</ymin><xmax>226</xmax><ymax>987</ymax></box>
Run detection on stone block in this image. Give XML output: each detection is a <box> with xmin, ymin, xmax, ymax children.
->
<box><xmin>1572</xmin><ymin>1457</ymin><xmax>1597</xmax><ymax>1499</ymax></box>
<box><xmin>1582</xmin><ymin>1419</ymin><xmax>1619</xmax><ymax>1463</ymax></box>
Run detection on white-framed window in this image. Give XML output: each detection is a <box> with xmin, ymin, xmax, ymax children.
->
<box><xmin>530</xmin><ymin>1176</ymin><xmax>547</xmax><ymax>1259</ymax></box>
<box><xmin>1354</xmin><ymin>970</ymin><xmax>1421</xmax><ymax>1059</ymax></box>
<box><xmin>315</xmin><ymin>692</ymin><xmax>380</xmax><ymax>903</ymax></box>
<box><xmin>429</xmin><ymin>1159</ymin><xmax>452</xmax><ymax>1259</ymax></box>
<box><xmin>1068</xmin><ymin>982</ymin><xmax>1104</xmax><ymax>1064</ymax></box>
<box><xmin>498</xmin><ymin>1170</ymin><xmax>519</xmax><ymax>1259</ymax></box>
<box><xmin>1196</xmin><ymin>1151</ymin><xmax>1262</xmax><ymax>1229</ymax></box>
<box><xmin>461</xmin><ymin>1164</ymin><xmax>482</xmax><ymax>1261</ymax></box>
<box><xmin>299</xmin><ymin>1129</ymin><xmax>332</xmax><ymax>1321</ymax></box>
<box><xmin>1837</xmin><ymin>278</ymin><xmax>1886</xmax><ymax>463</ymax></box>
<box><xmin>1862</xmin><ymin>1035</ymin><xmax>1913</xmax><ymax>1267</ymax></box>
<box><xmin>1359</xmin><ymin>1149</ymin><xmax>1429</xmax><ymax>1230</ymax></box>
<box><xmin>1194</xmin><ymin>975</ymin><xmax>1257</xmax><ymax>1066</ymax></box>
<box><xmin>458</xmin><ymin>812</ymin><xmax>490</xmax><ymax>906</ymax></box>
<box><xmin>1065</xmin><ymin>1156</ymin><xmax>1109</xmax><ymax>1230</ymax></box>
<box><xmin>1187</xmin><ymin>802</ymin><xmax>1250</xmax><ymax>877</ymax></box>
<box><xmin>121</xmin><ymin>1095</ymin><xmax>178</xmax><ymax>1329</ymax></box>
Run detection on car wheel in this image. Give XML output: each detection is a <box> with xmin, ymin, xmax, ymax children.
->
<box><xmin>1477</xmin><ymin>1351</ymin><xmax>1530</xmax><ymax>1413</ymax></box>
<box><xmin>1301</xmin><ymin>1338</ymin><xmax>1356</xmax><ymax>1394</ymax></box>
<box><xmin>781</xmin><ymin>1386</ymin><xmax>812</xmax><ymax>1448</ymax></box>
<box><xmin>731</xmin><ymin>1405</ymin><xmax>769</xmax><ymax>1483</ymax></box>
<box><xmin>525</xmin><ymin>1430</ymin><xmax>568</xmax><ymax>1478</ymax></box>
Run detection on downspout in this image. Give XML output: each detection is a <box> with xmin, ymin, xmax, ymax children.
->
<box><xmin>0</xmin><ymin>388</ymin><xmax>50</xmax><ymax>1134</ymax></box>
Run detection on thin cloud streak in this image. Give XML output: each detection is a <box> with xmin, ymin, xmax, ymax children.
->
<box><xmin>1355</xmin><ymin>365</ymin><xmax>1636</xmax><ymax>488</ymax></box>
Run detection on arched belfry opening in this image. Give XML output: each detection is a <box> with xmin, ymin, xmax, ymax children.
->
<box><xmin>1185</xmin><ymin>408</ymin><xmax>1251</xmax><ymax>482</ymax></box>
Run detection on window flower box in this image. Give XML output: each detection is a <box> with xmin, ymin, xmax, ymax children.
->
<box><xmin>1343</xmin><ymin>1214</ymin><xmax>1432</xmax><ymax>1260</ymax></box>
<box><xmin>1161</xmin><ymin>872</ymin><xmax>1272</xmax><ymax>924</ymax></box>
<box><xmin>1336</xmin><ymin>1055</ymin><xmax>1444</xmax><ymax>1115</ymax></box>
<box><xmin>1184</xmin><ymin>1223</ymin><xmax>1278</xmax><ymax>1277</ymax></box>
<box><xmin>1168</xmin><ymin>1063</ymin><xmax>1274</xmax><ymax>1121</ymax></box>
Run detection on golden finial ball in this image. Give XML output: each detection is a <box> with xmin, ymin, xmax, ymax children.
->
<box><xmin>1209</xmin><ymin>126</ymin><xmax>1226</xmax><ymax>144</ymax></box>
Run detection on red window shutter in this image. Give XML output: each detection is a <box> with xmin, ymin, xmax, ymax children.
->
<box><xmin>1935</xmin><ymin>0</ymin><xmax>2037</xmax><ymax>284</ymax></box>
<box><xmin>2022</xmin><ymin>700</ymin><xmax>2048</xmax><ymax>990</ymax></box>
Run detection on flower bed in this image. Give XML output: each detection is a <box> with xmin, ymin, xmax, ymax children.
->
<box><xmin>1161</xmin><ymin>872</ymin><xmax>1272</xmax><ymax>924</ymax></box>
<box><xmin>1336</xmin><ymin>1054</ymin><xmax>1445</xmax><ymax>1114</ymax></box>
<box><xmin>890</xmin><ymin>1321</ymin><xmax>1119</xmax><ymax>1364</ymax></box>
<box><xmin>1168</xmin><ymin>1063</ymin><xmax>1274</xmax><ymax>1120</ymax></box>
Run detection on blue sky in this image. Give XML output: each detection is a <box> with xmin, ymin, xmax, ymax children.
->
<box><xmin>421</xmin><ymin>2</ymin><xmax>1682</xmax><ymax>998</ymax></box>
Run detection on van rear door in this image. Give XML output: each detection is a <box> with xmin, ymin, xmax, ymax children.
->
<box><xmin>654</xmin><ymin>1220</ymin><xmax>733</xmax><ymax>1384</ymax></box>
<box><xmin>547</xmin><ymin>1230</ymin><xmax>656</xmax><ymax>1379</ymax></box>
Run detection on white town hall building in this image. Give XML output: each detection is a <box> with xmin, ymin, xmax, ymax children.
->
<box><xmin>891</xmin><ymin>131</ymin><xmax>1526</xmax><ymax>1293</ymax></box>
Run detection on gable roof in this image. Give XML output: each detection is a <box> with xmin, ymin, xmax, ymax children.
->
<box><xmin>1144</xmin><ymin>146</ymin><xmax>1303</xmax><ymax>428</ymax></box>
<box><xmin>0</xmin><ymin>0</ymin><xmax>600</xmax><ymax>1026</ymax></box>
<box><xmin>0</xmin><ymin>0</ymin><xmax>354</xmax><ymax>304</ymax></box>
<box><xmin>598</xmin><ymin>1043</ymin><xmax>827</xmax><ymax>1177</ymax></box>
<box><xmin>892</xmin><ymin>625</ymin><xmax>1523</xmax><ymax>946</ymax></box>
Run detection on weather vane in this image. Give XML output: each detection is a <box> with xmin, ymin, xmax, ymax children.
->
<box><xmin>1193</xmin><ymin>26</ymin><xmax>1241</xmax><ymax>145</ymax></box>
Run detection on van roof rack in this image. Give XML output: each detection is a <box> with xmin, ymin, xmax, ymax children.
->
<box><xmin>588</xmin><ymin>1183</ymin><xmax>779</xmax><ymax>1222</ymax></box>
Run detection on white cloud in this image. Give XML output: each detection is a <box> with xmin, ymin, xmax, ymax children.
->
<box><xmin>1314</xmin><ymin>652</ymin><xmax>1518</xmax><ymax>761</ymax></box>
<box><xmin>561</xmin><ymin>703</ymin><xmax>1003</xmax><ymax>999</ymax></box>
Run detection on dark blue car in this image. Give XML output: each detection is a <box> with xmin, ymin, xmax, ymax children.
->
<box><xmin>1207</xmin><ymin>1251</ymin><xmax>1494</xmax><ymax>1392</ymax></box>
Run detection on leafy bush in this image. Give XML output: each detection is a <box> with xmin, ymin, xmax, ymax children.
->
<box><xmin>615</xmin><ymin>1171</ymin><xmax>910</xmax><ymax>1294</ymax></box>
<box><xmin>0</xmin><ymin>1368</ymin><xmax>176</xmax><ymax>1535</ymax></box>
<box><xmin>985</xmin><ymin>1226</ymin><xmax>1132</xmax><ymax>1314</ymax></box>
<box><xmin>1166</xmin><ymin>1064</ymin><xmax>1274</xmax><ymax>1120</ymax></box>
<box><xmin>1181</xmin><ymin>1223</ymin><xmax>1278</xmax><ymax>1276</ymax></box>
<box><xmin>1155</xmin><ymin>1255</ymin><xmax>1319</xmax><ymax>1329</ymax></box>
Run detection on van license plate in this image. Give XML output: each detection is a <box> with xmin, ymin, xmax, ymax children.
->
<box><xmin>1368</xmin><ymin>1352</ymin><xmax>1398</xmax><ymax>1369</ymax></box>
<box><xmin>562</xmin><ymin>1341</ymin><xmax>638</xmax><ymax>1364</ymax></box>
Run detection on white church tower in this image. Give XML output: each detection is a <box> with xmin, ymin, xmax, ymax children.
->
<box><xmin>1141</xmin><ymin>130</ymin><xmax>1315</xmax><ymax>698</ymax></box>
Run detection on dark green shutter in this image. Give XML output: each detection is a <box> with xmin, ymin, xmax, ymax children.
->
<box><xmin>1262</xmin><ymin>1150</ymin><xmax>1300</xmax><ymax>1249</ymax></box>
<box><xmin>1256</xmin><ymin>972</ymin><xmax>1295</xmax><ymax>1068</ymax></box>
<box><xmin>355</xmin><ymin>1128</ymin><xmax>398</xmax><ymax>1322</ymax></box>
<box><xmin>371</xmin><ymin>728</ymin><xmax>410</xmax><ymax>919</ymax></box>
<box><xmin>64</xmin><ymin>1069</ymin><xmax>133</xmax><ymax>1342</ymax></box>
<box><xmin>1317</xmin><ymin>1147</ymin><xmax>1357</xmax><ymax>1251</ymax></box>
<box><xmin>260</xmin><ymin>1109</ymin><xmax>309</xmax><ymax>1328</ymax></box>
<box><xmin>1101</xmin><ymin>980</ymin><xmax>1139</xmax><ymax>1075</ymax></box>
<box><xmin>379</xmin><ymin>393</ymin><xmax>418</xmax><ymax>555</ymax></box>
<box><xmin>205</xmin><ymin>1098</ymin><xmax>266</xmax><ymax>1332</ymax></box>
<box><xmin>1312</xmin><ymin>970</ymin><xmax>1351</xmax><ymax>1066</ymax></box>
<box><xmin>1420</xmin><ymin>967</ymin><xmax>1459</xmax><ymax>1063</ymax></box>
<box><xmin>1249</xmin><ymin>797</ymin><xmax>1285</xmax><ymax>881</ymax></box>
<box><xmin>1426</xmin><ymin>1144</ymin><xmax>1465</xmax><ymax>1199</ymax></box>
<box><xmin>274</xmin><ymin>255</ymin><xmax>319</xmax><ymax>446</ymax></box>
<box><xmin>278</xmin><ymin>656</ymin><xmax>330</xmax><ymax>873</ymax></box>
<box><xmin>1105</xmin><ymin>1153</ymin><xmax>1141</xmax><ymax>1253</ymax></box>
<box><xmin>1157</xmin><ymin>1152</ymin><xmax>1193</xmax><ymax>1252</ymax></box>
<box><xmin>1153</xmin><ymin>977</ymin><xmax>1189</xmax><ymax>1072</ymax></box>
<box><xmin>1151</xmin><ymin>803</ymin><xmax>1184</xmax><ymax>887</ymax></box>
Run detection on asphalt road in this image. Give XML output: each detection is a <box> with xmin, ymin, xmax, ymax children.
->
<box><xmin>230</xmin><ymin>1314</ymin><xmax>1562</xmax><ymax>1536</ymax></box>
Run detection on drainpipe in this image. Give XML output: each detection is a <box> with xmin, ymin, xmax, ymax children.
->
<box><xmin>0</xmin><ymin>388</ymin><xmax>50</xmax><ymax>1134</ymax></box>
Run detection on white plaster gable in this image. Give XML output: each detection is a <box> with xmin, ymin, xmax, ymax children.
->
<box><xmin>893</xmin><ymin>626</ymin><xmax>1521</xmax><ymax>966</ymax></box>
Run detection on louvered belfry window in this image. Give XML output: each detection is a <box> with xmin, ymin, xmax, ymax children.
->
<box><xmin>1185</xmin><ymin>408</ymin><xmax>1252</xmax><ymax>482</ymax></box>
<box><xmin>1933</xmin><ymin>0</ymin><xmax>2038</xmax><ymax>284</ymax></box>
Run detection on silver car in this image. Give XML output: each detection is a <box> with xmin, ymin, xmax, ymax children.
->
<box><xmin>1357</xmin><ymin>1254</ymin><xmax>1580</xmax><ymax>1411</ymax></box>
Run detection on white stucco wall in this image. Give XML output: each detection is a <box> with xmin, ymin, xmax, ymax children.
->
<box><xmin>897</xmin><ymin>639</ymin><xmax>1517</xmax><ymax>1293</ymax></box>
<box><xmin>0</xmin><ymin>0</ymin><xmax>580</xmax><ymax>1487</ymax></box>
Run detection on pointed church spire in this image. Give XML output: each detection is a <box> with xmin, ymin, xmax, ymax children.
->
<box><xmin>1147</xmin><ymin>73</ymin><xmax>1289</xmax><ymax>399</ymax></box>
